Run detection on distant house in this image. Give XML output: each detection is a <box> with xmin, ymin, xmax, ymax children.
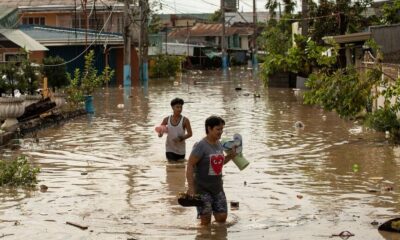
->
<box><xmin>0</xmin><ymin>0</ymin><xmax>126</xmax><ymax>34</ymax></box>
<box><xmin>158</xmin><ymin>13</ymin><xmax>211</xmax><ymax>29</ymax></box>
<box><xmin>0</xmin><ymin>28</ymin><xmax>48</xmax><ymax>63</ymax></box>
<box><xmin>168</xmin><ymin>22</ymin><xmax>254</xmax><ymax>50</ymax></box>
<box><xmin>19</xmin><ymin>25</ymin><xmax>135</xmax><ymax>86</ymax></box>
<box><xmin>0</xmin><ymin>0</ymin><xmax>140</xmax><ymax>85</ymax></box>
<box><xmin>225</xmin><ymin>11</ymin><xmax>270</xmax><ymax>25</ymax></box>
<box><xmin>166</xmin><ymin>22</ymin><xmax>254</xmax><ymax>68</ymax></box>
<box><xmin>157</xmin><ymin>12</ymin><xmax>270</xmax><ymax>29</ymax></box>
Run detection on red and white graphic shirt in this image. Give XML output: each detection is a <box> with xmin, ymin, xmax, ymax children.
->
<box><xmin>208</xmin><ymin>153</ymin><xmax>225</xmax><ymax>175</ymax></box>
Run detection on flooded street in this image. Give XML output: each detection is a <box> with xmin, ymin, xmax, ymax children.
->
<box><xmin>1</xmin><ymin>68</ymin><xmax>400</xmax><ymax>239</ymax></box>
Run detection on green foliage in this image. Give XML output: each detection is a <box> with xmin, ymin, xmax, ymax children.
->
<box><xmin>261</xmin><ymin>35</ymin><xmax>338</xmax><ymax>83</ymax></box>
<box><xmin>42</xmin><ymin>56</ymin><xmax>69</xmax><ymax>91</ymax></box>
<box><xmin>148</xmin><ymin>14</ymin><xmax>162</xmax><ymax>34</ymax></box>
<box><xmin>65</xmin><ymin>69</ymin><xmax>85</xmax><ymax>108</ymax></box>
<box><xmin>308</xmin><ymin>0</ymin><xmax>372</xmax><ymax>44</ymax></box>
<box><xmin>365</xmin><ymin>108</ymin><xmax>400</xmax><ymax>132</ymax></box>
<box><xmin>0</xmin><ymin>61</ymin><xmax>35</xmax><ymax>97</ymax></box>
<box><xmin>0</xmin><ymin>62</ymin><xmax>22</xmax><ymax>96</ymax></box>
<box><xmin>209</xmin><ymin>10</ymin><xmax>222</xmax><ymax>22</ymax></box>
<box><xmin>21</xmin><ymin>59</ymin><xmax>40</xmax><ymax>95</ymax></box>
<box><xmin>382</xmin><ymin>0</ymin><xmax>400</xmax><ymax>24</ymax></box>
<box><xmin>65</xmin><ymin>50</ymin><xmax>114</xmax><ymax>107</ymax></box>
<box><xmin>149</xmin><ymin>54</ymin><xmax>184</xmax><ymax>78</ymax></box>
<box><xmin>304</xmin><ymin>67</ymin><xmax>379</xmax><ymax>117</ymax></box>
<box><xmin>0</xmin><ymin>156</ymin><xmax>40</xmax><ymax>187</ymax></box>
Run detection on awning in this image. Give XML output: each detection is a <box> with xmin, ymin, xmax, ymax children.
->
<box><xmin>0</xmin><ymin>29</ymin><xmax>48</xmax><ymax>51</ymax></box>
<box><xmin>323</xmin><ymin>32</ymin><xmax>371</xmax><ymax>44</ymax></box>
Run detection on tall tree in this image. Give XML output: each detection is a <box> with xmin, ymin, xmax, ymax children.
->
<box><xmin>381</xmin><ymin>0</ymin><xmax>400</xmax><ymax>24</ymax></box>
<box><xmin>308</xmin><ymin>0</ymin><xmax>372</xmax><ymax>44</ymax></box>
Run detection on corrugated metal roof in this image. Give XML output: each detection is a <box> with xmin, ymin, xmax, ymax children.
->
<box><xmin>0</xmin><ymin>29</ymin><xmax>48</xmax><ymax>51</ymax></box>
<box><xmin>0</xmin><ymin>6</ymin><xmax>17</xmax><ymax>19</ymax></box>
<box><xmin>168</xmin><ymin>23</ymin><xmax>254</xmax><ymax>38</ymax></box>
<box><xmin>19</xmin><ymin>25</ymin><xmax>123</xmax><ymax>46</ymax></box>
<box><xmin>324</xmin><ymin>32</ymin><xmax>371</xmax><ymax>44</ymax></box>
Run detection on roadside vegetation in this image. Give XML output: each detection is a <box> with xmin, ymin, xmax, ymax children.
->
<box><xmin>259</xmin><ymin>0</ymin><xmax>400</xmax><ymax>141</ymax></box>
<box><xmin>149</xmin><ymin>54</ymin><xmax>184</xmax><ymax>78</ymax></box>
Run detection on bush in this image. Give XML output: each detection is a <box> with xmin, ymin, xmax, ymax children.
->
<box><xmin>0</xmin><ymin>156</ymin><xmax>40</xmax><ymax>187</ymax></box>
<box><xmin>65</xmin><ymin>50</ymin><xmax>114</xmax><ymax>108</ymax></box>
<box><xmin>42</xmin><ymin>56</ymin><xmax>69</xmax><ymax>91</ymax></box>
<box><xmin>149</xmin><ymin>55</ymin><xmax>183</xmax><ymax>78</ymax></box>
<box><xmin>365</xmin><ymin>108</ymin><xmax>400</xmax><ymax>132</ymax></box>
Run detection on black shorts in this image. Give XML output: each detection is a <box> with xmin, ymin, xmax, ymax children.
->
<box><xmin>166</xmin><ymin>152</ymin><xmax>185</xmax><ymax>161</ymax></box>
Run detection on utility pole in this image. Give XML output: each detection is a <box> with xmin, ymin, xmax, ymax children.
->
<box><xmin>139</xmin><ymin>0</ymin><xmax>149</xmax><ymax>86</ymax></box>
<box><xmin>252</xmin><ymin>0</ymin><xmax>257</xmax><ymax>69</ymax></box>
<box><xmin>221</xmin><ymin>0</ymin><xmax>227</xmax><ymax>70</ymax></box>
<box><xmin>123</xmin><ymin>0</ymin><xmax>132</xmax><ymax>87</ymax></box>
<box><xmin>187</xmin><ymin>21</ymin><xmax>190</xmax><ymax>57</ymax></box>
<box><xmin>301</xmin><ymin>0</ymin><xmax>308</xmax><ymax>36</ymax></box>
<box><xmin>82</xmin><ymin>0</ymin><xmax>88</xmax><ymax>48</ymax></box>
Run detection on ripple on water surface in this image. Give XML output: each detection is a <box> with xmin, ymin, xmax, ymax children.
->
<box><xmin>1</xmin><ymin>69</ymin><xmax>397</xmax><ymax>239</ymax></box>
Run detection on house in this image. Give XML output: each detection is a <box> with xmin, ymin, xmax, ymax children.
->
<box><xmin>324</xmin><ymin>24</ymin><xmax>400</xmax><ymax>67</ymax></box>
<box><xmin>19</xmin><ymin>25</ymin><xmax>136</xmax><ymax>86</ymax></box>
<box><xmin>0</xmin><ymin>0</ymin><xmax>141</xmax><ymax>85</ymax></box>
<box><xmin>158</xmin><ymin>13</ymin><xmax>211</xmax><ymax>29</ymax></box>
<box><xmin>167</xmin><ymin>22</ymin><xmax>254</xmax><ymax>67</ymax></box>
<box><xmin>0</xmin><ymin>0</ymin><xmax>126</xmax><ymax>34</ymax></box>
<box><xmin>225</xmin><ymin>11</ymin><xmax>270</xmax><ymax>25</ymax></box>
<box><xmin>0</xmin><ymin>28</ymin><xmax>48</xmax><ymax>63</ymax></box>
<box><xmin>0</xmin><ymin>6</ymin><xmax>18</xmax><ymax>28</ymax></box>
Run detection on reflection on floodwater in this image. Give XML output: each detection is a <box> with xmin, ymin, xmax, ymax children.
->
<box><xmin>1</xmin><ymin>68</ymin><xmax>400</xmax><ymax>239</ymax></box>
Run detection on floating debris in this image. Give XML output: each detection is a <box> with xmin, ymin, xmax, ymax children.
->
<box><xmin>294</xmin><ymin>121</ymin><xmax>304</xmax><ymax>129</ymax></box>
<box><xmin>230</xmin><ymin>201</ymin><xmax>239</xmax><ymax>209</ymax></box>
<box><xmin>40</xmin><ymin>185</ymin><xmax>48</xmax><ymax>192</ymax></box>
<box><xmin>66</xmin><ymin>221</ymin><xmax>88</xmax><ymax>230</ymax></box>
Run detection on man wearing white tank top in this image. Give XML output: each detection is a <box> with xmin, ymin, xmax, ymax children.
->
<box><xmin>159</xmin><ymin>98</ymin><xmax>193</xmax><ymax>161</ymax></box>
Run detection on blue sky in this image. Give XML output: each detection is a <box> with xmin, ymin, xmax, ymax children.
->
<box><xmin>154</xmin><ymin>0</ymin><xmax>268</xmax><ymax>14</ymax></box>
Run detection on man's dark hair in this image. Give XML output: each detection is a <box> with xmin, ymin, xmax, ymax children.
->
<box><xmin>205</xmin><ymin>115</ymin><xmax>225</xmax><ymax>134</ymax></box>
<box><xmin>171</xmin><ymin>97</ymin><xmax>184</xmax><ymax>106</ymax></box>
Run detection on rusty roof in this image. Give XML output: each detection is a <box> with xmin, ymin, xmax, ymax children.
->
<box><xmin>168</xmin><ymin>23</ymin><xmax>254</xmax><ymax>38</ymax></box>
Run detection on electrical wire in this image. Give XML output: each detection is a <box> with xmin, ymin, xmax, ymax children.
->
<box><xmin>42</xmin><ymin>0</ymin><xmax>120</xmax><ymax>67</ymax></box>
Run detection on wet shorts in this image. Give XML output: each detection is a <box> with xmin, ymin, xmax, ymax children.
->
<box><xmin>196</xmin><ymin>191</ymin><xmax>227</xmax><ymax>217</ymax></box>
<box><xmin>166</xmin><ymin>152</ymin><xmax>185</xmax><ymax>161</ymax></box>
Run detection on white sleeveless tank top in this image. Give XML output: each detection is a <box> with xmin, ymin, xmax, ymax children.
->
<box><xmin>166</xmin><ymin>115</ymin><xmax>186</xmax><ymax>155</ymax></box>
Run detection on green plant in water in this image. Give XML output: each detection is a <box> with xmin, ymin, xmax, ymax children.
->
<box><xmin>65</xmin><ymin>50</ymin><xmax>114</xmax><ymax>108</ymax></box>
<box><xmin>0</xmin><ymin>155</ymin><xmax>40</xmax><ymax>187</ymax></box>
<box><xmin>149</xmin><ymin>54</ymin><xmax>184</xmax><ymax>78</ymax></box>
<box><xmin>365</xmin><ymin>108</ymin><xmax>400</xmax><ymax>132</ymax></box>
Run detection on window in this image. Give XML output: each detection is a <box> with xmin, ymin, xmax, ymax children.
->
<box><xmin>4</xmin><ymin>53</ymin><xmax>27</xmax><ymax>62</ymax></box>
<box><xmin>72</xmin><ymin>15</ymin><xmax>104</xmax><ymax>31</ymax></box>
<box><xmin>22</xmin><ymin>17</ymin><xmax>45</xmax><ymax>25</ymax></box>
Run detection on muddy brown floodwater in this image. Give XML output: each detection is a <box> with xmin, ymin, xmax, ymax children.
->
<box><xmin>1</xmin><ymin>68</ymin><xmax>400</xmax><ymax>240</ymax></box>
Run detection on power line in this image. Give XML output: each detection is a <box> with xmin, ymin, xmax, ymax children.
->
<box><xmin>42</xmin><ymin>0</ymin><xmax>120</xmax><ymax>67</ymax></box>
<box><xmin>159</xmin><ymin>0</ymin><xmax>207</xmax><ymax>14</ymax></box>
